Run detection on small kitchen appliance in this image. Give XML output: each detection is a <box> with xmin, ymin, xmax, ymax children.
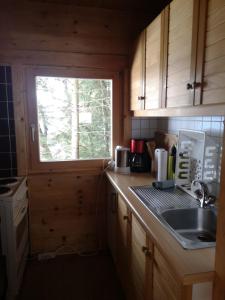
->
<box><xmin>130</xmin><ymin>139</ymin><xmax>151</xmax><ymax>173</ymax></box>
<box><xmin>114</xmin><ymin>146</ymin><xmax>130</xmax><ymax>174</ymax></box>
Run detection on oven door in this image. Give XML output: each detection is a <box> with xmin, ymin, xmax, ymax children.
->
<box><xmin>13</xmin><ymin>197</ymin><xmax>29</xmax><ymax>265</ymax></box>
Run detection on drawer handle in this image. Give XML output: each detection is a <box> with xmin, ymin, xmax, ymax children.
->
<box><xmin>142</xmin><ymin>246</ymin><xmax>152</xmax><ymax>257</ymax></box>
<box><xmin>123</xmin><ymin>215</ymin><xmax>129</xmax><ymax>221</ymax></box>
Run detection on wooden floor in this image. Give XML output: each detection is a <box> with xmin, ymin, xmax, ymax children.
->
<box><xmin>17</xmin><ymin>252</ymin><xmax>125</xmax><ymax>300</ymax></box>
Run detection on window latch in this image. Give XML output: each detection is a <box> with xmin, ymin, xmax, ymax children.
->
<box><xmin>30</xmin><ymin>124</ymin><xmax>35</xmax><ymax>142</ymax></box>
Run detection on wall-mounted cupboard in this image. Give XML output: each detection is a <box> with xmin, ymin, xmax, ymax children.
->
<box><xmin>130</xmin><ymin>11</ymin><xmax>166</xmax><ymax>111</ymax></box>
<box><xmin>130</xmin><ymin>0</ymin><xmax>225</xmax><ymax>116</ymax></box>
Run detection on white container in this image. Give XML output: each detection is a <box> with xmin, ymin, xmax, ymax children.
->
<box><xmin>155</xmin><ymin>148</ymin><xmax>168</xmax><ymax>181</ymax></box>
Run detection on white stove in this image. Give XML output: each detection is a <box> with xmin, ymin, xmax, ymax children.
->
<box><xmin>0</xmin><ymin>177</ymin><xmax>29</xmax><ymax>299</ymax></box>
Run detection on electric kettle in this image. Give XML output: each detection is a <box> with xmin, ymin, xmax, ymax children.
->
<box><xmin>114</xmin><ymin>146</ymin><xmax>130</xmax><ymax>174</ymax></box>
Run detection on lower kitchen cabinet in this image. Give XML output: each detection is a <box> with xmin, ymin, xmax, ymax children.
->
<box><xmin>153</xmin><ymin>247</ymin><xmax>183</xmax><ymax>300</ymax></box>
<box><xmin>130</xmin><ymin>214</ymin><xmax>153</xmax><ymax>300</ymax></box>
<box><xmin>106</xmin><ymin>181</ymin><xmax>213</xmax><ymax>300</ymax></box>
<box><xmin>116</xmin><ymin>194</ymin><xmax>132</xmax><ymax>295</ymax></box>
<box><xmin>106</xmin><ymin>181</ymin><xmax>117</xmax><ymax>263</ymax></box>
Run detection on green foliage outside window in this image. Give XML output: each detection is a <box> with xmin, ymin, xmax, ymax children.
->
<box><xmin>36</xmin><ymin>76</ymin><xmax>112</xmax><ymax>161</ymax></box>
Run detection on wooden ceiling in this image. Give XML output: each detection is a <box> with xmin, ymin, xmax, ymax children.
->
<box><xmin>27</xmin><ymin>0</ymin><xmax>171</xmax><ymax>17</ymax></box>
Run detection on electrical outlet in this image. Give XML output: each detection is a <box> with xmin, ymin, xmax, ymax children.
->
<box><xmin>38</xmin><ymin>252</ymin><xmax>56</xmax><ymax>261</ymax></box>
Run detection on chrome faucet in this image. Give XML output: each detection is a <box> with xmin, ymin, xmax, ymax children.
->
<box><xmin>191</xmin><ymin>180</ymin><xmax>216</xmax><ymax>208</ymax></box>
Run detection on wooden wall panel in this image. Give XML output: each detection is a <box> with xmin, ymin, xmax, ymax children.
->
<box><xmin>0</xmin><ymin>2</ymin><xmax>150</xmax><ymax>57</ymax></box>
<box><xmin>0</xmin><ymin>0</ymin><xmax>149</xmax><ymax>255</ymax></box>
<box><xmin>28</xmin><ymin>172</ymin><xmax>106</xmax><ymax>254</ymax></box>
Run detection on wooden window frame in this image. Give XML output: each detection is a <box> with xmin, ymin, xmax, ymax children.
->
<box><xmin>26</xmin><ymin>66</ymin><xmax>123</xmax><ymax>173</ymax></box>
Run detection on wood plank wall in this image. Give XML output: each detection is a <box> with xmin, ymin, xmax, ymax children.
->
<box><xmin>0</xmin><ymin>0</ymin><xmax>149</xmax><ymax>253</ymax></box>
<box><xmin>28</xmin><ymin>172</ymin><xmax>107</xmax><ymax>254</ymax></box>
<box><xmin>0</xmin><ymin>1</ymin><xmax>151</xmax><ymax>254</ymax></box>
<box><xmin>0</xmin><ymin>1</ymin><xmax>150</xmax><ymax>63</ymax></box>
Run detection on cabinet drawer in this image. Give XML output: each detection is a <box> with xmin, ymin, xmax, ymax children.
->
<box><xmin>153</xmin><ymin>247</ymin><xmax>181</xmax><ymax>300</ymax></box>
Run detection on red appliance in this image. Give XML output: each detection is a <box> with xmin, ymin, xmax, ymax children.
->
<box><xmin>131</xmin><ymin>139</ymin><xmax>144</xmax><ymax>154</ymax></box>
<box><xmin>130</xmin><ymin>139</ymin><xmax>151</xmax><ymax>172</ymax></box>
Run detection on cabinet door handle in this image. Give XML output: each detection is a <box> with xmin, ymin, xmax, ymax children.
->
<box><xmin>186</xmin><ymin>82</ymin><xmax>202</xmax><ymax>90</ymax></box>
<box><xmin>138</xmin><ymin>96</ymin><xmax>145</xmax><ymax>100</ymax></box>
<box><xmin>142</xmin><ymin>246</ymin><xmax>152</xmax><ymax>257</ymax></box>
<box><xmin>186</xmin><ymin>83</ymin><xmax>194</xmax><ymax>90</ymax></box>
<box><xmin>111</xmin><ymin>193</ymin><xmax>117</xmax><ymax>213</ymax></box>
<box><xmin>123</xmin><ymin>215</ymin><xmax>131</xmax><ymax>223</ymax></box>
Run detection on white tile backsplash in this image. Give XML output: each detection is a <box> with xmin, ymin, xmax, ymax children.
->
<box><xmin>131</xmin><ymin>115</ymin><xmax>224</xmax><ymax>196</ymax></box>
<box><xmin>132</xmin><ymin>116</ymin><xmax>224</xmax><ymax>141</ymax></box>
<box><xmin>131</xmin><ymin>117</ymin><xmax>158</xmax><ymax>139</ymax></box>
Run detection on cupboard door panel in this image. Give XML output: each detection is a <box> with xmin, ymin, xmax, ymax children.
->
<box><xmin>107</xmin><ymin>182</ymin><xmax>117</xmax><ymax>263</ymax></box>
<box><xmin>130</xmin><ymin>31</ymin><xmax>145</xmax><ymax>111</ymax></box>
<box><xmin>166</xmin><ymin>0</ymin><xmax>195</xmax><ymax>108</ymax></box>
<box><xmin>131</xmin><ymin>215</ymin><xmax>146</xmax><ymax>300</ymax></box>
<box><xmin>202</xmin><ymin>0</ymin><xmax>225</xmax><ymax>105</ymax></box>
<box><xmin>145</xmin><ymin>14</ymin><xmax>162</xmax><ymax>109</ymax></box>
<box><xmin>116</xmin><ymin>195</ymin><xmax>131</xmax><ymax>294</ymax></box>
<box><xmin>153</xmin><ymin>247</ymin><xmax>181</xmax><ymax>300</ymax></box>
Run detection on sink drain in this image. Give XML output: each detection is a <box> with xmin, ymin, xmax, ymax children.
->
<box><xmin>197</xmin><ymin>233</ymin><xmax>215</xmax><ymax>242</ymax></box>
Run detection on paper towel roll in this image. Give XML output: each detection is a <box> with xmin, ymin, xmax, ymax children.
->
<box><xmin>155</xmin><ymin>148</ymin><xmax>168</xmax><ymax>181</ymax></box>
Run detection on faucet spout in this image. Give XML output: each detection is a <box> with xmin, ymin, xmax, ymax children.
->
<box><xmin>191</xmin><ymin>180</ymin><xmax>216</xmax><ymax>208</ymax></box>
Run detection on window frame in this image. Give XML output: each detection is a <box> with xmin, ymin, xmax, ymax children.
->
<box><xmin>26</xmin><ymin>67</ymin><xmax>122</xmax><ymax>173</ymax></box>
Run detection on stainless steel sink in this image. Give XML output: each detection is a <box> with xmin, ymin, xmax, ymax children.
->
<box><xmin>129</xmin><ymin>186</ymin><xmax>217</xmax><ymax>249</ymax></box>
<box><xmin>160</xmin><ymin>208</ymin><xmax>217</xmax><ymax>249</ymax></box>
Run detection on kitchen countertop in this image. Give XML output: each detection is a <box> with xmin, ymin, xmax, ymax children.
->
<box><xmin>106</xmin><ymin>170</ymin><xmax>215</xmax><ymax>285</ymax></box>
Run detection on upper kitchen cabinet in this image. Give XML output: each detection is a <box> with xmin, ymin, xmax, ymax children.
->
<box><xmin>166</xmin><ymin>0</ymin><xmax>197</xmax><ymax>108</ymax></box>
<box><xmin>132</xmin><ymin>0</ymin><xmax>225</xmax><ymax>116</ymax></box>
<box><xmin>145</xmin><ymin>12</ymin><xmax>166</xmax><ymax>109</ymax></box>
<box><xmin>130</xmin><ymin>31</ymin><xmax>146</xmax><ymax>110</ymax></box>
<box><xmin>130</xmin><ymin>11</ymin><xmax>166</xmax><ymax>111</ymax></box>
<box><xmin>200</xmin><ymin>0</ymin><xmax>225</xmax><ymax>105</ymax></box>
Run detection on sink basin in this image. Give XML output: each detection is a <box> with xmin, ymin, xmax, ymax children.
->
<box><xmin>129</xmin><ymin>185</ymin><xmax>217</xmax><ymax>249</ymax></box>
<box><xmin>160</xmin><ymin>208</ymin><xmax>217</xmax><ymax>249</ymax></box>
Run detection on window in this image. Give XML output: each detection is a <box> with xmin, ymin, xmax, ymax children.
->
<box><xmin>26</xmin><ymin>68</ymin><xmax>122</xmax><ymax>172</ymax></box>
<box><xmin>35</xmin><ymin>76</ymin><xmax>112</xmax><ymax>161</ymax></box>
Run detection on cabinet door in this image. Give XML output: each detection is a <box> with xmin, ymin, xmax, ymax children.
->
<box><xmin>153</xmin><ymin>247</ymin><xmax>182</xmax><ymax>300</ymax></box>
<box><xmin>116</xmin><ymin>195</ymin><xmax>131</xmax><ymax>293</ymax></box>
<box><xmin>201</xmin><ymin>0</ymin><xmax>225</xmax><ymax>105</ymax></box>
<box><xmin>145</xmin><ymin>13</ymin><xmax>164</xmax><ymax>109</ymax></box>
<box><xmin>130</xmin><ymin>214</ymin><xmax>153</xmax><ymax>300</ymax></box>
<box><xmin>130</xmin><ymin>31</ymin><xmax>146</xmax><ymax>111</ymax></box>
<box><xmin>106</xmin><ymin>182</ymin><xmax>117</xmax><ymax>263</ymax></box>
<box><xmin>166</xmin><ymin>0</ymin><xmax>197</xmax><ymax>108</ymax></box>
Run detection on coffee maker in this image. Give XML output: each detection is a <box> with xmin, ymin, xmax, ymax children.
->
<box><xmin>130</xmin><ymin>139</ymin><xmax>151</xmax><ymax>173</ymax></box>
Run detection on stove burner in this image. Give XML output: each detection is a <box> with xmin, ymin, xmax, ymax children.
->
<box><xmin>0</xmin><ymin>186</ymin><xmax>11</xmax><ymax>194</ymax></box>
<box><xmin>0</xmin><ymin>178</ymin><xmax>18</xmax><ymax>185</ymax></box>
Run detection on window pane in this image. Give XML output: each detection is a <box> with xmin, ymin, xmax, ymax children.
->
<box><xmin>35</xmin><ymin>76</ymin><xmax>112</xmax><ymax>162</ymax></box>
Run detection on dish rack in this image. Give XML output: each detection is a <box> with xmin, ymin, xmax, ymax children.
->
<box><xmin>175</xmin><ymin>130</ymin><xmax>221</xmax><ymax>197</ymax></box>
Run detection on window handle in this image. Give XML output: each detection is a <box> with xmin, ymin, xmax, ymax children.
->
<box><xmin>30</xmin><ymin>124</ymin><xmax>35</xmax><ymax>142</ymax></box>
